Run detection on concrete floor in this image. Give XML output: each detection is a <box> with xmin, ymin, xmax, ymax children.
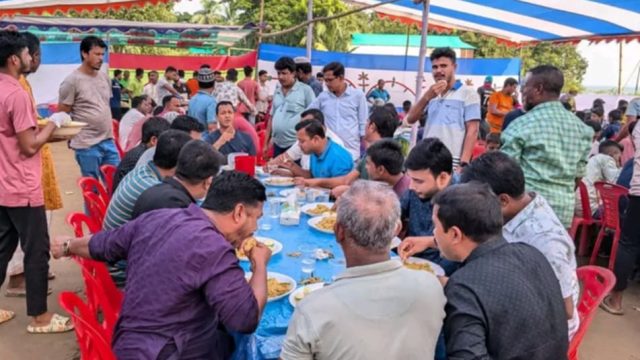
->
<box><xmin>0</xmin><ymin>141</ymin><xmax>638</xmax><ymax>359</ymax></box>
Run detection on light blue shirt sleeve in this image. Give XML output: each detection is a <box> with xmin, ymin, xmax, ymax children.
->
<box><xmin>357</xmin><ymin>92</ymin><xmax>369</xmax><ymax>137</ymax></box>
<box><xmin>307</xmin><ymin>93</ymin><xmax>321</xmax><ymax>110</ymax></box>
<box><xmin>304</xmin><ymin>85</ymin><xmax>316</xmax><ymax>108</ymax></box>
<box><xmin>206</xmin><ymin>99</ymin><xmax>217</xmax><ymax>125</ymax></box>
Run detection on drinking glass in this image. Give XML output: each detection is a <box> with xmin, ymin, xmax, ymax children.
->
<box><xmin>301</xmin><ymin>257</ymin><xmax>316</xmax><ymax>280</ymax></box>
<box><xmin>316</xmin><ymin>190</ymin><xmax>330</xmax><ymax>203</ymax></box>
<box><xmin>305</xmin><ymin>188</ymin><xmax>317</xmax><ymax>203</ymax></box>
<box><xmin>268</xmin><ymin>198</ymin><xmax>281</xmax><ymax>218</ymax></box>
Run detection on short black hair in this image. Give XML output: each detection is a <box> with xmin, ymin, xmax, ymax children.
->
<box><xmin>527</xmin><ymin>65</ymin><xmax>564</xmax><ymax>97</ymax></box>
<box><xmin>460</xmin><ymin>151</ymin><xmax>525</xmax><ymax>198</ymax></box>
<box><xmin>226</xmin><ymin>68</ymin><xmax>238</xmax><ymax>81</ymax></box>
<box><xmin>366</xmin><ymin>139</ymin><xmax>404</xmax><ymax>176</ymax></box>
<box><xmin>0</xmin><ymin>30</ymin><xmax>28</xmax><ymax>67</ymax></box>
<box><xmin>432</xmin><ymin>183</ymin><xmax>503</xmax><ymax>244</ymax></box>
<box><xmin>316</xmin><ymin>72</ymin><xmax>324</xmax><ymax>79</ymax></box>
<box><xmin>149</xmin><ymin>70</ymin><xmax>158</xmax><ymax>76</ymax></box>
<box><xmin>300</xmin><ymin>108</ymin><xmax>325</xmax><ymax>125</ymax></box>
<box><xmin>165</xmin><ymin>66</ymin><xmax>177</xmax><ymax>73</ymax></box>
<box><xmin>178</xmin><ymin>69</ymin><xmax>185</xmax><ymax>78</ymax></box>
<box><xmin>79</xmin><ymin>35</ymin><xmax>106</xmax><ymax>62</ymax></box>
<box><xmin>213</xmin><ymin>70</ymin><xmax>221</xmax><ymax>75</ymax></box>
<box><xmin>216</xmin><ymin>100</ymin><xmax>235</xmax><ymax>114</ymax></box>
<box><xmin>153</xmin><ymin>129</ymin><xmax>192</xmax><ymax>169</ymax></box>
<box><xmin>243</xmin><ymin>65</ymin><xmax>253</xmax><ymax>76</ymax></box>
<box><xmin>176</xmin><ymin>140</ymin><xmax>224</xmax><ymax>184</ymax></box>
<box><xmin>193</xmin><ymin>70</ymin><xmax>199</xmax><ymax>77</ymax></box>
<box><xmin>575</xmin><ymin>111</ymin><xmax>586</xmax><ymax>121</ymax></box>
<box><xmin>369</xmin><ymin>108</ymin><xmax>398</xmax><ymax>138</ymax></box>
<box><xmin>20</xmin><ymin>32</ymin><xmax>40</xmax><ymax>56</ymax></box>
<box><xmin>561</xmin><ymin>101</ymin><xmax>572</xmax><ymax>111</ymax></box>
<box><xmin>608</xmin><ymin>109</ymin><xmax>622</xmax><ymax>122</ymax></box>
<box><xmin>599</xmin><ymin>139</ymin><xmax>623</xmax><ymax>153</ymax></box>
<box><xmin>131</xmin><ymin>95</ymin><xmax>149</xmax><ymax>109</ymax></box>
<box><xmin>258</xmin><ymin>70</ymin><xmax>268</xmax><ymax>76</ymax></box>
<box><xmin>114</xmin><ymin>69</ymin><xmax>122</xmax><ymax>77</ymax></box>
<box><xmin>382</xmin><ymin>103</ymin><xmax>398</xmax><ymax>118</ymax></box>
<box><xmin>295</xmin><ymin>119</ymin><xmax>325</xmax><ymax>139</ymax></box>
<box><xmin>402</xmin><ymin>100</ymin><xmax>412</xmax><ymax>107</ymax></box>
<box><xmin>618</xmin><ymin>99</ymin><xmax>628</xmax><ymax>109</ymax></box>
<box><xmin>584</xmin><ymin>120</ymin><xmax>602</xmax><ymax>133</ymax></box>
<box><xmin>141</xmin><ymin>116</ymin><xmax>170</xmax><ymax>144</ymax></box>
<box><xmin>296</xmin><ymin>62</ymin><xmax>312</xmax><ymax>75</ymax></box>
<box><xmin>430</xmin><ymin>47</ymin><xmax>456</xmax><ymax>64</ymax></box>
<box><xmin>275</xmin><ymin>57</ymin><xmax>296</xmax><ymax>73</ymax></box>
<box><xmin>485</xmin><ymin>132</ymin><xmax>501</xmax><ymax>145</ymax></box>
<box><xmin>504</xmin><ymin>77</ymin><xmax>518</xmax><ymax>87</ymax></box>
<box><xmin>591</xmin><ymin>106</ymin><xmax>604</xmax><ymax>117</ymax></box>
<box><xmin>170</xmin><ymin>115</ymin><xmax>205</xmax><ymax>133</ymax></box>
<box><xmin>135</xmin><ymin>68</ymin><xmax>144</xmax><ymax>77</ymax></box>
<box><xmin>405</xmin><ymin>138</ymin><xmax>453</xmax><ymax>175</ymax></box>
<box><xmin>323</xmin><ymin>62</ymin><xmax>345</xmax><ymax>77</ymax></box>
<box><xmin>201</xmin><ymin>171</ymin><xmax>267</xmax><ymax>213</ymax></box>
<box><xmin>162</xmin><ymin>95</ymin><xmax>178</xmax><ymax>107</ymax></box>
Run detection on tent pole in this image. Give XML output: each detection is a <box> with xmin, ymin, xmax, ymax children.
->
<box><xmin>618</xmin><ymin>42</ymin><xmax>623</xmax><ymax>95</ymax></box>
<box><xmin>306</xmin><ymin>0</ymin><xmax>313</xmax><ymax>60</ymax></box>
<box><xmin>410</xmin><ymin>0</ymin><xmax>431</xmax><ymax>147</ymax></box>
<box><xmin>403</xmin><ymin>22</ymin><xmax>411</xmax><ymax>71</ymax></box>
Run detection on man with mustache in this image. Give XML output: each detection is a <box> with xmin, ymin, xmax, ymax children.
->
<box><xmin>58</xmin><ymin>36</ymin><xmax>120</xmax><ymax>179</ymax></box>
<box><xmin>405</xmin><ymin>47</ymin><xmax>481</xmax><ymax>170</ymax></box>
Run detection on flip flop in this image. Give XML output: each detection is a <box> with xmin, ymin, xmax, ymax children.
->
<box><xmin>48</xmin><ymin>271</ymin><xmax>56</xmax><ymax>280</ymax></box>
<box><xmin>600</xmin><ymin>295</ymin><xmax>624</xmax><ymax>315</ymax></box>
<box><xmin>6</xmin><ymin>287</ymin><xmax>53</xmax><ymax>298</ymax></box>
<box><xmin>0</xmin><ymin>309</ymin><xmax>15</xmax><ymax>325</ymax></box>
<box><xmin>27</xmin><ymin>313</ymin><xmax>74</xmax><ymax>334</ymax></box>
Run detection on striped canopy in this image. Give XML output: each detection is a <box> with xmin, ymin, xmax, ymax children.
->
<box><xmin>349</xmin><ymin>0</ymin><xmax>640</xmax><ymax>44</ymax></box>
<box><xmin>0</xmin><ymin>0</ymin><xmax>171</xmax><ymax>16</ymax></box>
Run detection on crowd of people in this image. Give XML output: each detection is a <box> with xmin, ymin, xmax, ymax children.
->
<box><xmin>0</xmin><ymin>28</ymin><xmax>639</xmax><ymax>360</ymax></box>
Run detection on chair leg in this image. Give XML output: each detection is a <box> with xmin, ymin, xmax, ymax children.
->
<box><xmin>590</xmin><ymin>228</ymin><xmax>607</xmax><ymax>265</ymax></box>
<box><xmin>569</xmin><ymin>219</ymin><xmax>579</xmax><ymax>240</ymax></box>
<box><xmin>608</xmin><ymin>229</ymin><xmax>621</xmax><ymax>271</ymax></box>
<box><xmin>578</xmin><ymin>224</ymin><xmax>590</xmax><ymax>257</ymax></box>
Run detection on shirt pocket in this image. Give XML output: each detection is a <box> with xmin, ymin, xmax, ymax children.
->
<box><xmin>443</xmin><ymin>103</ymin><xmax>464</xmax><ymax>127</ymax></box>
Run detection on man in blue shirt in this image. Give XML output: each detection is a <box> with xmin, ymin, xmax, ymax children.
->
<box><xmin>367</xmin><ymin>79</ymin><xmax>390</xmax><ymax>105</ymax></box>
<box><xmin>284</xmin><ymin>119</ymin><xmax>353</xmax><ymax>181</ymax></box>
<box><xmin>187</xmin><ymin>68</ymin><xmax>217</xmax><ymax>140</ymax></box>
<box><xmin>208</xmin><ymin>101</ymin><xmax>256</xmax><ymax>159</ymax></box>
<box><xmin>110</xmin><ymin>69</ymin><xmax>123</xmax><ymax>120</ymax></box>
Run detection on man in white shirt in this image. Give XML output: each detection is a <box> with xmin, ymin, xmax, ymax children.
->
<box><xmin>119</xmin><ymin>95</ymin><xmax>153</xmax><ymax>149</ymax></box>
<box><xmin>281</xmin><ymin>180</ymin><xmax>446</xmax><ymax>360</ymax></box>
<box><xmin>156</xmin><ymin>66</ymin><xmax>181</xmax><ymax>104</ymax></box>
<box><xmin>143</xmin><ymin>70</ymin><xmax>159</xmax><ymax>105</ymax></box>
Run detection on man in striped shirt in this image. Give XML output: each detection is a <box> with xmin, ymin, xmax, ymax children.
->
<box><xmin>103</xmin><ymin>130</ymin><xmax>191</xmax><ymax>231</ymax></box>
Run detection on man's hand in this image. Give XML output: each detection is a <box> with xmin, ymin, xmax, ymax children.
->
<box><xmin>48</xmin><ymin>112</ymin><xmax>72</xmax><ymax>128</ymax></box>
<box><xmin>398</xmin><ymin>236</ymin><xmax>435</xmax><ymax>260</ymax></box>
<box><xmin>51</xmin><ymin>235</ymin><xmax>72</xmax><ymax>259</ymax></box>
<box><xmin>426</xmin><ymin>80</ymin><xmax>448</xmax><ymax>100</ymax></box>
<box><xmin>293</xmin><ymin>177</ymin><xmax>308</xmax><ymax>187</ymax></box>
<box><xmin>331</xmin><ymin>185</ymin><xmax>350</xmax><ymax>199</ymax></box>
<box><xmin>247</xmin><ymin>241</ymin><xmax>272</xmax><ymax>271</ymax></box>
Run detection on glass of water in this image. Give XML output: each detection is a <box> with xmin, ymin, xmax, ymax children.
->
<box><xmin>301</xmin><ymin>257</ymin><xmax>316</xmax><ymax>280</ymax></box>
<box><xmin>317</xmin><ymin>190</ymin><xmax>330</xmax><ymax>203</ymax></box>
<box><xmin>268</xmin><ymin>198</ymin><xmax>281</xmax><ymax>218</ymax></box>
<box><xmin>305</xmin><ymin>188</ymin><xmax>317</xmax><ymax>203</ymax></box>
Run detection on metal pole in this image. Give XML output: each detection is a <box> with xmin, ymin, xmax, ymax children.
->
<box><xmin>617</xmin><ymin>41</ymin><xmax>623</xmax><ymax>95</ymax></box>
<box><xmin>257</xmin><ymin>0</ymin><xmax>265</xmax><ymax>79</ymax></box>
<box><xmin>306</xmin><ymin>0</ymin><xmax>313</xmax><ymax>60</ymax></box>
<box><xmin>410</xmin><ymin>0</ymin><xmax>431</xmax><ymax>147</ymax></box>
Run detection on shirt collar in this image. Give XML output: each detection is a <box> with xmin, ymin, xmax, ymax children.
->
<box><xmin>335</xmin><ymin>259</ymin><xmax>402</xmax><ymax>281</ymax></box>
<box><xmin>463</xmin><ymin>236</ymin><xmax>507</xmax><ymax>265</ymax></box>
<box><xmin>503</xmin><ymin>192</ymin><xmax>541</xmax><ymax>234</ymax></box>
<box><xmin>316</xmin><ymin>139</ymin><xmax>333</xmax><ymax>160</ymax></box>
<box><xmin>530</xmin><ymin>100</ymin><xmax>563</xmax><ymax>112</ymax></box>
<box><xmin>164</xmin><ymin>177</ymin><xmax>196</xmax><ymax>203</ymax></box>
<box><xmin>146</xmin><ymin>161</ymin><xmax>163</xmax><ymax>180</ymax></box>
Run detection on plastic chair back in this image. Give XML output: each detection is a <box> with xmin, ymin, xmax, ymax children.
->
<box><xmin>82</xmin><ymin>191</ymin><xmax>107</xmax><ymax>227</ymax></box>
<box><xmin>59</xmin><ymin>292</ymin><xmax>116</xmax><ymax>360</ymax></box>
<box><xmin>75</xmin><ymin>258</ymin><xmax>123</xmax><ymax>315</ymax></box>
<box><xmin>112</xmin><ymin>119</ymin><xmax>124</xmax><ymax>158</ymax></box>
<box><xmin>80</xmin><ymin>267</ymin><xmax>121</xmax><ymax>341</ymax></box>
<box><xmin>100</xmin><ymin>165</ymin><xmax>117</xmax><ymax>196</ymax></box>
<box><xmin>568</xmin><ymin>266</ymin><xmax>616</xmax><ymax>360</ymax></box>
<box><xmin>78</xmin><ymin>177</ymin><xmax>111</xmax><ymax>206</ymax></box>
<box><xmin>594</xmin><ymin>181</ymin><xmax>628</xmax><ymax>229</ymax></box>
<box><xmin>577</xmin><ymin>181</ymin><xmax>595</xmax><ymax>222</ymax></box>
<box><xmin>66</xmin><ymin>212</ymin><xmax>101</xmax><ymax>237</ymax></box>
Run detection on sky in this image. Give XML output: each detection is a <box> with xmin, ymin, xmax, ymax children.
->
<box><xmin>172</xmin><ymin>0</ymin><xmax>639</xmax><ymax>90</ymax></box>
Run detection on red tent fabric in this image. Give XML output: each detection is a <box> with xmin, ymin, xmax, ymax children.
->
<box><xmin>109</xmin><ymin>51</ymin><xmax>257</xmax><ymax>71</ymax></box>
<box><xmin>0</xmin><ymin>0</ymin><xmax>172</xmax><ymax>17</ymax></box>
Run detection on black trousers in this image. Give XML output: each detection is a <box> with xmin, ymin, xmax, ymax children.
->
<box><xmin>0</xmin><ymin>206</ymin><xmax>49</xmax><ymax>316</ymax></box>
<box><xmin>613</xmin><ymin>195</ymin><xmax>640</xmax><ymax>292</ymax></box>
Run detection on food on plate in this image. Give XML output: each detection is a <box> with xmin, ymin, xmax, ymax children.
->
<box><xmin>300</xmin><ymin>277</ymin><xmax>323</xmax><ymax>286</ymax></box>
<box><xmin>307</xmin><ymin>204</ymin><xmax>331</xmax><ymax>216</ymax></box>
<box><xmin>316</xmin><ymin>216</ymin><xmax>336</xmax><ymax>231</ymax></box>
<box><xmin>267</xmin><ymin>277</ymin><xmax>293</xmax><ymax>298</ymax></box>
<box><xmin>403</xmin><ymin>260</ymin><xmax>435</xmax><ymax>274</ymax></box>
<box><xmin>267</xmin><ymin>177</ymin><xmax>294</xmax><ymax>185</ymax></box>
<box><xmin>314</xmin><ymin>248</ymin><xmax>334</xmax><ymax>260</ymax></box>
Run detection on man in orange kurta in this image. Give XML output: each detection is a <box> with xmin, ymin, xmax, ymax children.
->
<box><xmin>486</xmin><ymin>78</ymin><xmax>519</xmax><ymax>134</ymax></box>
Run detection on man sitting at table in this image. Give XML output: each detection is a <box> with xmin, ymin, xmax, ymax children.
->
<box><xmin>284</xmin><ymin>119</ymin><xmax>353</xmax><ymax>180</ymax></box>
<box><xmin>207</xmin><ymin>101</ymin><xmax>256</xmax><ymax>160</ymax></box>
<box><xmin>294</xmin><ymin>108</ymin><xmax>398</xmax><ymax>192</ymax></box>
<box><xmin>132</xmin><ymin>140</ymin><xmax>225</xmax><ymax>218</ymax></box>
<box><xmin>398</xmin><ymin>138</ymin><xmax>459</xmax><ymax>275</ymax></box>
<box><xmin>428</xmin><ymin>183</ymin><xmax>568</xmax><ymax>358</ymax></box>
<box><xmin>281</xmin><ymin>180</ymin><xmax>446</xmax><ymax>360</ymax></box>
<box><xmin>52</xmin><ymin>171</ymin><xmax>272</xmax><ymax>359</ymax></box>
<box><xmin>135</xmin><ymin>115</ymin><xmax>205</xmax><ymax>168</ymax></box>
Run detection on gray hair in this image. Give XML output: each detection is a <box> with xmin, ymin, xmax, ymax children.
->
<box><xmin>336</xmin><ymin>180</ymin><xmax>401</xmax><ymax>252</ymax></box>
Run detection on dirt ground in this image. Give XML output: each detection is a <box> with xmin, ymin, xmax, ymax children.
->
<box><xmin>0</xmin><ymin>141</ymin><xmax>639</xmax><ymax>359</ymax></box>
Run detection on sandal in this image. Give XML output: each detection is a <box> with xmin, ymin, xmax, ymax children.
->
<box><xmin>6</xmin><ymin>287</ymin><xmax>53</xmax><ymax>298</ymax></box>
<box><xmin>48</xmin><ymin>271</ymin><xmax>56</xmax><ymax>280</ymax></box>
<box><xmin>600</xmin><ymin>295</ymin><xmax>624</xmax><ymax>315</ymax></box>
<box><xmin>0</xmin><ymin>309</ymin><xmax>15</xmax><ymax>325</ymax></box>
<box><xmin>27</xmin><ymin>313</ymin><xmax>74</xmax><ymax>334</ymax></box>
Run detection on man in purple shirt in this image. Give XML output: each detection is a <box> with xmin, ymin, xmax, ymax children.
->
<box><xmin>52</xmin><ymin>171</ymin><xmax>271</xmax><ymax>359</ymax></box>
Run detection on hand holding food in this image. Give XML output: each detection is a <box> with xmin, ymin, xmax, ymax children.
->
<box><xmin>48</xmin><ymin>112</ymin><xmax>72</xmax><ymax>128</ymax></box>
<box><xmin>247</xmin><ymin>241</ymin><xmax>271</xmax><ymax>269</ymax></box>
<box><xmin>398</xmin><ymin>236</ymin><xmax>434</xmax><ymax>260</ymax></box>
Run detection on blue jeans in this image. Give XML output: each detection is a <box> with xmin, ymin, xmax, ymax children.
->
<box><xmin>74</xmin><ymin>139</ymin><xmax>121</xmax><ymax>180</ymax></box>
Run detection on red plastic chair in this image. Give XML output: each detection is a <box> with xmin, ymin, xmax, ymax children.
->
<box><xmin>100</xmin><ymin>164</ymin><xmax>117</xmax><ymax>196</ymax></box>
<box><xmin>570</xmin><ymin>181</ymin><xmax>603</xmax><ymax>256</ymax></box>
<box><xmin>112</xmin><ymin>119</ymin><xmax>124</xmax><ymax>158</ymax></box>
<box><xmin>255</xmin><ymin>121</ymin><xmax>267</xmax><ymax>132</ymax></box>
<box><xmin>59</xmin><ymin>292</ymin><xmax>116</xmax><ymax>360</ymax></box>
<box><xmin>589</xmin><ymin>182</ymin><xmax>628</xmax><ymax>269</ymax></box>
<box><xmin>568</xmin><ymin>266</ymin><xmax>616</xmax><ymax>360</ymax></box>
<box><xmin>79</xmin><ymin>177</ymin><xmax>111</xmax><ymax>206</ymax></box>
<box><xmin>66</xmin><ymin>212</ymin><xmax>101</xmax><ymax>237</ymax></box>
<box><xmin>80</xmin><ymin>265</ymin><xmax>121</xmax><ymax>341</ymax></box>
<box><xmin>82</xmin><ymin>191</ymin><xmax>107</xmax><ymax>227</ymax></box>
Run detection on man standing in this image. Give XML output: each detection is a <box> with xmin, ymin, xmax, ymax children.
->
<box><xmin>256</xmin><ymin>69</ymin><xmax>272</xmax><ymax>121</ymax></box>
<box><xmin>143</xmin><ymin>70</ymin><xmax>159</xmax><ymax>104</ymax></box>
<box><xmin>120</xmin><ymin>70</ymin><xmax>131</xmax><ymax>114</ymax></box>
<box><xmin>477</xmin><ymin>75</ymin><xmax>494</xmax><ymax>121</ymax></box>
<box><xmin>157</xmin><ymin>66</ymin><xmax>181</xmax><ymax>103</ymax></box>
<box><xmin>0</xmin><ymin>30</ymin><xmax>73</xmax><ymax>332</ymax></box>
<box><xmin>237</xmin><ymin>66</ymin><xmax>259</xmax><ymax>122</ymax></box>
<box><xmin>405</xmin><ymin>47</ymin><xmax>480</xmax><ymax>168</ymax></box>
<box><xmin>501</xmin><ymin>65</ymin><xmax>592</xmax><ymax>228</ymax></box>
<box><xmin>486</xmin><ymin>77</ymin><xmax>518</xmax><ymax>134</ymax></box>
<box><xmin>52</xmin><ymin>171</ymin><xmax>271</xmax><ymax>359</ymax></box>
<box><xmin>187</xmin><ymin>68</ymin><xmax>218</xmax><ymax>138</ymax></box>
<box><xmin>264</xmin><ymin>57</ymin><xmax>315</xmax><ymax>157</ymax></box>
<box><xmin>208</xmin><ymin>101</ymin><xmax>256</xmax><ymax>158</ymax></box>
<box><xmin>367</xmin><ymin>79</ymin><xmax>390</xmax><ymax>105</ymax></box>
<box><xmin>281</xmin><ymin>181</ymin><xmax>446</xmax><ymax>359</ymax></box>
<box><xmin>214</xmin><ymin>68</ymin><xmax>256</xmax><ymax>115</ymax></box>
<box><xmin>129</xmin><ymin>68</ymin><xmax>145</xmax><ymax>98</ymax></box>
<box><xmin>58</xmin><ymin>36</ymin><xmax>120</xmax><ymax>179</ymax></box>
<box><xmin>294</xmin><ymin>56</ymin><xmax>323</xmax><ymax>96</ymax></box>
<box><xmin>308</xmin><ymin>61</ymin><xmax>368</xmax><ymax>160</ymax></box>
<box><xmin>110</xmin><ymin>69</ymin><xmax>123</xmax><ymax>120</ymax></box>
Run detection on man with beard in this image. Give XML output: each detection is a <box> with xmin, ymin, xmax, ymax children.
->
<box><xmin>0</xmin><ymin>30</ymin><xmax>73</xmax><ymax>332</ymax></box>
<box><xmin>405</xmin><ymin>47</ymin><xmax>480</xmax><ymax>169</ymax></box>
<box><xmin>501</xmin><ymin>65</ymin><xmax>592</xmax><ymax>229</ymax></box>
<box><xmin>58</xmin><ymin>36</ymin><xmax>120</xmax><ymax>179</ymax></box>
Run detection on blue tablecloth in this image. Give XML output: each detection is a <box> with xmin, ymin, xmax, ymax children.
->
<box><xmin>231</xmin><ymin>185</ymin><xmax>343</xmax><ymax>360</ymax></box>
